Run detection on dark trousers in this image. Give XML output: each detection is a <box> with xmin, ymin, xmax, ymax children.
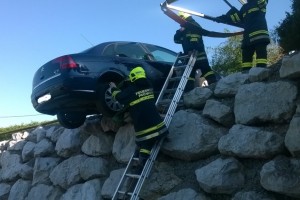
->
<box><xmin>136</xmin><ymin>131</ymin><xmax>168</xmax><ymax>166</ymax></box>
<box><xmin>242</xmin><ymin>43</ymin><xmax>268</xmax><ymax>69</ymax></box>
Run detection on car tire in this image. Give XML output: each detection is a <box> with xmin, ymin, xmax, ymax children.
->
<box><xmin>96</xmin><ymin>83</ymin><xmax>124</xmax><ymax>117</ymax></box>
<box><xmin>57</xmin><ymin>112</ymin><xmax>86</xmax><ymax>129</ymax></box>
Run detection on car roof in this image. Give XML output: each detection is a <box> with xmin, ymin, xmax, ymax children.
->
<box><xmin>80</xmin><ymin>41</ymin><xmax>176</xmax><ymax>55</ymax></box>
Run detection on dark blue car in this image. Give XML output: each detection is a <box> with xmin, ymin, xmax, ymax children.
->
<box><xmin>31</xmin><ymin>41</ymin><xmax>177</xmax><ymax>128</ymax></box>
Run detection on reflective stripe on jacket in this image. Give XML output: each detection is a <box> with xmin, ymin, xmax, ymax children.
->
<box><xmin>112</xmin><ymin>79</ymin><xmax>167</xmax><ymax>143</ymax></box>
<box><xmin>174</xmin><ymin>17</ymin><xmax>207</xmax><ymax>54</ymax></box>
<box><xmin>226</xmin><ymin>0</ymin><xmax>270</xmax><ymax>47</ymax></box>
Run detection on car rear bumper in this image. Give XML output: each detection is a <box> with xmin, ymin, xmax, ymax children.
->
<box><xmin>31</xmin><ymin>78</ymin><xmax>98</xmax><ymax>115</ymax></box>
<box><xmin>32</xmin><ymin>89</ymin><xmax>98</xmax><ymax>115</ymax></box>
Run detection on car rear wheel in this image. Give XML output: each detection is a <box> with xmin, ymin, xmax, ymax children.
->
<box><xmin>57</xmin><ymin>112</ymin><xmax>86</xmax><ymax>129</ymax></box>
<box><xmin>96</xmin><ymin>83</ymin><xmax>124</xmax><ymax>117</ymax></box>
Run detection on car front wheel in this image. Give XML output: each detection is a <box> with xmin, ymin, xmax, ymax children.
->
<box><xmin>57</xmin><ymin>112</ymin><xmax>86</xmax><ymax>129</ymax></box>
<box><xmin>96</xmin><ymin>83</ymin><xmax>124</xmax><ymax>117</ymax></box>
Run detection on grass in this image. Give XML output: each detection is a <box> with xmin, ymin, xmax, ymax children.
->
<box><xmin>0</xmin><ymin>120</ymin><xmax>58</xmax><ymax>141</ymax></box>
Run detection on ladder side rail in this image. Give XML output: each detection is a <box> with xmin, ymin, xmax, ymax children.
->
<box><xmin>120</xmin><ymin>51</ymin><xmax>198</xmax><ymax>200</ymax></box>
<box><xmin>163</xmin><ymin>73</ymin><xmax>188</xmax><ymax>126</ymax></box>
<box><xmin>112</xmin><ymin>53</ymin><xmax>184</xmax><ymax>200</ymax></box>
<box><xmin>155</xmin><ymin>52</ymin><xmax>183</xmax><ymax>105</ymax></box>
<box><xmin>164</xmin><ymin>53</ymin><xmax>197</xmax><ymax>126</ymax></box>
<box><xmin>130</xmin><ymin>53</ymin><xmax>197</xmax><ymax>200</ymax></box>
<box><xmin>130</xmin><ymin>155</ymin><xmax>153</xmax><ymax>200</ymax></box>
<box><xmin>157</xmin><ymin>51</ymin><xmax>197</xmax><ymax>118</ymax></box>
<box><xmin>130</xmin><ymin>138</ymin><xmax>165</xmax><ymax>200</ymax></box>
<box><xmin>155</xmin><ymin>67</ymin><xmax>174</xmax><ymax>105</ymax></box>
<box><xmin>149</xmin><ymin>51</ymin><xmax>198</xmax><ymax>171</ymax></box>
<box><xmin>144</xmin><ymin>137</ymin><xmax>165</xmax><ymax>177</ymax></box>
<box><xmin>112</xmin><ymin>153</ymin><xmax>136</xmax><ymax>200</ymax></box>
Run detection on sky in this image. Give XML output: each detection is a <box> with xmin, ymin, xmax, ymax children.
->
<box><xmin>0</xmin><ymin>0</ymin><xmax>292</xmax><ymax>128</ymax></box>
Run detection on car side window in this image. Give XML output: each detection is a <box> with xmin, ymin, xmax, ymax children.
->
<box><xmin>114</xmin><ymin>43</ymin><xmax>146</xmax><ymax>59</ymax></box>
<box><xmin>102</xmin><ymin>44</ymin><xmax>115</xmax><ymax>56</ymax></box>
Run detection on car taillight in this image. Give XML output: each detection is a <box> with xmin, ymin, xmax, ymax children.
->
<box><xmin>55</xmin><ymin>55</ymin><xmax>78</xmax><ymax>69</ymax></box>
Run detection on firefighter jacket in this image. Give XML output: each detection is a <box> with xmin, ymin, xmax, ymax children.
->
<box><xmin>174</xmin><ymin>16</ymin><xmax>210</xmax><ymax>54</ymax></box>
<box><xmin>111</xmin><ymin>79</ymin><xmax>167</xmax><ymax>144</ymax></box>
<box><xmin>220</xmin><ymin>0</ymin><xmax>270</xmax><ymax>48</ymax></box>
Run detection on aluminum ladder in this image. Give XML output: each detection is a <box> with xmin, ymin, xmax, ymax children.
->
<box><xmin>112</xmin><ymin>50</ymin><xmax>198</xmax><ymax>200</ymax></box>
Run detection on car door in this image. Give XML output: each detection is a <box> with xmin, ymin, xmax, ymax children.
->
<box><xmin>110</xmin><ymin>42</ymin><xmax>160</xmax><ymax>79</ymax></box>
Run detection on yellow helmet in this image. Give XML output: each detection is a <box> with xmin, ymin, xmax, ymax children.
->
<box><xmin>178</xmin><ymin>11</ymin><xmax>191</xmax><ymax>19</ymax></box>
<box><xmin>129</xmin><ymin>66</ymin><xmax>146</xmax><ymax>82</ymax></box>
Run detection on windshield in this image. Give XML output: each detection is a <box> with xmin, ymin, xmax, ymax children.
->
<box><xmin>142</xmin><ymin>43</ymin><xmax>177</xmax><ymax>63</ymax></box>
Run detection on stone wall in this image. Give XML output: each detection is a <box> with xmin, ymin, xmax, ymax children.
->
<box><xmin>1</xmin><ymin>52</ymin><xmax>300</xmax><ymax>200</ymax></box>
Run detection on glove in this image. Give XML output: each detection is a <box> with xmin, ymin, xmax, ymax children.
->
<box><xmin>111</xmin><ymin>89</ymin><xmax>120</xmax><ymax>100</ymax></box>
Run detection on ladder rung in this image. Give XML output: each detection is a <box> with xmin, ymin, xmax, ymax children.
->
<box><xmin>174</xmin><ymin>65</ymin><xmax>186</xmax><ymax>70</ymax></box>
<box><xmin>169</xmin><ymin>77</ymin><xmax>182</xmax><ymax>82</ymax></box>
<box><xmin>132</xmin><ymin>157</ymin><xmax>139</xmax><ymax>162</ymax></box>
<box><xmin>118</xmin><ymin>190</ymin><xmax>133</xmax><ymax>196</ymax></box>
<box><xmin>157</xmin><ymin>99</ymin><xmax>184</xmax><ymax>106</ymax></box>
<box><xmin>126</xmin><ymin>173</ymin><xmax>140</xmax><ymax>179</ymax></box>
<box><xmin>157</xmin><ymin>99</ymin><xmax>172</xmax><ymax>105</ymax></box>
<box><xmin>164</xmin><ymin>88</ymin><xmax>177</xmax><ymax>93</ymax></box>
<box><xmin>178</xmin><ymin>55</ymin><xmax>189</xmax><ymax>59</ymax></box>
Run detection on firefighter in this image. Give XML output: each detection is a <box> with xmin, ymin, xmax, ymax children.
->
<box><xmin>110</xmin><ymin>66</ymin><xmax>168</xmax><ymax>166</ymax></box>
<box><xmin>174</xmin><ymin>11</ymin><xmax>218</xmax><ymax>90</ymax></box>
<box><xmin>217</xmin><ymin>0</ymin><xmax>270</xmax><ymax>71</ymax></box>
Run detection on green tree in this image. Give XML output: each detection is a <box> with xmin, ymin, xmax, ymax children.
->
<box><xmin>210</xmin><ymin>34</ymin><xmax>243</xmax><ymax>76</ymax></box>
<box><xmin>275</xmin><ymin>0</ymin><xmax>300</xmax><ymax>52</ymax></box>
<box><xmin>210</xmin><ymin>35</ymin><xmax>284</xmax><ymax>76</ymax></box>
<box><xmin>267</xmin><ymin>42</ymin><xmax>284</xmax><ymax>66</ymax></box>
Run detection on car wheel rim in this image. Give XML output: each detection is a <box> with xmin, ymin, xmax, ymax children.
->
<box><xmin>104</xmin><ymin>88</ymin><xmax>124</xmax><ymax>111</ymax></box>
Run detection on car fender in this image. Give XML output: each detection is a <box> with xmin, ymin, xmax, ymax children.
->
<box><xmin>97</xmin><ymin>69</ymin><xmax>126</xmax><ymax>84</ymax></box>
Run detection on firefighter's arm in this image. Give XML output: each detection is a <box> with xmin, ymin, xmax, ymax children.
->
<box><xmin>181</xmin><ymin>22</ymin><xmax>207</xmax><ymax>34</ymax></box>
<box><xmin>110</xmin><ymin>83</ymin><xmax>121</xmax><ymax>101</ymax></box>
<box><xmin>110</xmin><ymin>83</ymin><xmax>133</xmax><ymax>105</ymax></box>
<box><xmin>174</xmin><ymin>29</ymin><xmax>184</xmax><ymax>44</ymax></box>
<box><xmin>216</xmin><ymin>7</ymin><xmax>244</xmax><ymax>28</ymax></box>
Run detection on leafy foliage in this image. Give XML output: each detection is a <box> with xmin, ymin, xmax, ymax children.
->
<box><xmin>267</xmin><ymin>42</ymin><xmax>285</xmax><ymax>66</ymax></box>
<box><xmin>210</xmin><ymin>34</ymin><xmax>243</xmax><ymax>76</ymax></box>
<box><xmin>210</xmin><ymin>34</ymin><xmax>284</xmax><ymax>76</ymax></box>
<box><xmin>275</xmin><ymin>0</ymin><xmax>300</xmax><ymax>52</ymax></box>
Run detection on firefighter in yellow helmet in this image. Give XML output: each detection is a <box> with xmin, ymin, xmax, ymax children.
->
<box><xmin>110</xmin><ymin>66</ymin><xmax>168</xmax><ymax>166</ymax></box>
<box><xmin>174</xmin><ymin>11</ymin><xmax>218</xmax><ymax>90</ymax></box>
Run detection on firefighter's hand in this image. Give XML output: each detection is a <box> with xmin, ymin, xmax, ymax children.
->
<box><xmin>109</xmin><ymin>82</ymin><xmax>117</xmax><ymax>88</ymax></box>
